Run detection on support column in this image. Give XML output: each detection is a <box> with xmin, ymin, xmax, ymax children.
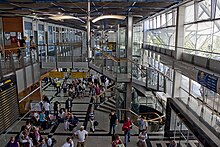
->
<box><xmin>174</xmin><ymin>6</ymin><xmax>185</xmax><ymax>60</ymax></box>
<box><xmin>116</xmin><ymin>24</ymin><xmax>120</xmax><ymax>58</ymax></box>
<box><xmin>125</xmin><ymin>15</ymin><xmax>133</xmax><ymax>118</ymax></box>
<box><xmin>125</xmin><ymin>82</ymin><xmax>132</xmax><ymax>118</ymax></box>
<box><xmin>126</xmin><ymin>15</ymin><xmax>133</xmax><ymax>60</ymax></box>
<box><xmin>87</xmin><ymin>1</ymin><xmax>92</xmax><ymax>59</ymax></box>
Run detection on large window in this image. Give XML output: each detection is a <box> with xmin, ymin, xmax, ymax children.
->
<box><xmin>184</xmin><ymin>1</ymin><xmax>220</xmax><ymax>60</ymax></box>
<box><xmin>144</xmin><ymin>9</ymin><xmax>176</xmax><ymax>50</ymax></box>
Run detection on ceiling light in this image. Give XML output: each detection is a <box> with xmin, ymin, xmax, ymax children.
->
<box><xmin>92</xmin><ymin>15</ymin><xmax>126</xmax><ymax>23</ymax></box>
<box><xmin>49</xmin><ymin>15</ymin><xmax>85</xmax><ymax>23</ymax></box>
<box><xmin>108</xmin><ymin>30</ymin><xmax>115</xmax><ymax>33</ymax></box>
<box><xmin>58</xmin><ymin>12</ymin><xmax>61</xmax><ymax>15</ymax></box>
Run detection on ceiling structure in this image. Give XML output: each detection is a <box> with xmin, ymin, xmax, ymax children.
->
<box><xmin>0</xmin><ymin>0</ymin><xmax>182</xmax><ymax>31</ymax></box>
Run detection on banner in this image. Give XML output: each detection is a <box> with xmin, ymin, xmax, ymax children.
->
<box><xmin>71</xmin><ymin>72</ymin><xmax>87</xmax><ymax>78</ymax></box>
<box><xmin>197</xmin><ymin>71</ymin><xmax>218</xmax><ymax>93</ymax></box>
<box><xmin>49</xmin><ymin>71</ymin><xmax>64</xmax><ymax>78</ymax></box>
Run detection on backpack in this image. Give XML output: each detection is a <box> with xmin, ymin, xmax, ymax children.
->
<box><xmin>95</xmin><ymin>86</ymin><xmax>100</xmax><ymax>95</ymax></box>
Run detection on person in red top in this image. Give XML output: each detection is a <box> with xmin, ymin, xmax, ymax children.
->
<box><xmin>112</xmin><ymin>134</ymin><xmax>124</xmax><ymax>147</ymax></box>
<box><xmin>122</xmin><ymin>117</ymin><xmax>133</xmax><ymax>146</ymax></box>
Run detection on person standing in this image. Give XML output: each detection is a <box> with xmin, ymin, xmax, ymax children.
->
<box><xmin>109</xmin><ymin>110</ymin><xmax>118</xmax><ymax>135</ymax></box>
<box><xmin>65</xmin><ymin>97</ymin><xmax>73</xmax><ymax>112</ymax></box>
<box><xmin>54</xmin><ymin>101</ymin><xmax>61</xmax><ymax>118</ymax></box>
<box><xmin>62</xmin><ymin>80</ymin><xmax>68</xmax><ymax>96</ymax></box>
<box><xmin>6</xmin><ymin>137</ymin><xmax>19</xmax><ymax>147</ymax></box>
<box><xmin>43</xmin><ymin>98</ymin><xmax>50</xmax><ymax>117</ymax></box>
<box><xmin>56</xmin><ymin>79</ymin><xmax>61</xmax><ymax>93</ymax></box>
<box><xmin>122</xmin><ymin>117</ymin><xmax>133</xmax><ymax>146</ymax></box>
<box><xmin>18</xmin><ymin>36</ymin><xmax>27</xmax><ymax>61</ymax></box>
<box><xmin>74</xmin><ymin>126</ymin><xmax>88</xmax><ymax>147</ymax></box>
<box><xmin>137</xmin><ymin>129</ymin><xmax>148</xmax><ymax>147</ymax></box>
<box><xmin>30</xmin><ymin>36</ymin><xmax>37</xmax><ymax>61</ymax></box>
<box><xmin>138</xmin><ymin>116</ymin><xmax>148</xmax><ymax>134</ymax></box>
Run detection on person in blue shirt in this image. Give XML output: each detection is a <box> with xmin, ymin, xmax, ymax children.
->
<box><xmin>39</xmin><ymin>110</ymin><xmax>47</xmax><ymax>130</ymax></box>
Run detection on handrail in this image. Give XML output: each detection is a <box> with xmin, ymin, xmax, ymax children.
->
<box><xmin>4</xmin><ymin>46</ymin><xmax>26</xmax><ymax>51</ymax></box>
<box><xmin>117</xmin><ymin>108</ymin><xmax>165</xmax><ymax>123</ymax></box>
<box><xmin>2</xmin><ymin>42</ymin><xmax>81</xmax><ymax>51</ymax></box>
<box><xmin>94</xmin><ymin>84</ymin><xmax>115</xmax><ymax>100</ymax></box>
<box><xmin>94</xmin><ymin>48</ymin><xmax>172</xmax><ymax>80</ymax></box>
<box><xmin>0</xmin><ymin>110</ymin><xmax>31</xmax><ymax>140</ymax></box>
<box><xmin>19</xmin><ymin>82</ymin><xmax>50</xmax><ymax>103</ymax></box>
<box><xmin>146</xmin><ymin>43</ymin><xmax>220</xmax><ymax>56</ymax></box>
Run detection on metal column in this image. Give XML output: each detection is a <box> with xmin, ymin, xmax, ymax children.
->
<box><xmin>124</xmin><ymin>15</ymin><xmax>133</xmax><ymax>118</ymax></box>
<box><xmin>87</xmin><ymin>1</ymin><xmax>92</xmax><ymax>59</ymax></box>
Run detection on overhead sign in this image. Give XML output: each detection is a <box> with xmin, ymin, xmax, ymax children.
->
<box><xmin>71</xmin><ymin>72</ymin><xmax>87</xmax><ymax>78</ymax></box>
<box><xmin>197</xmin><ymin>71</ymin><xmax>218</xmax><ymax>93</ymax></box>
<box><xmin>49</xmin><ymin>71</ymin><xmax>64</xmax><ymax>78</ymax></box>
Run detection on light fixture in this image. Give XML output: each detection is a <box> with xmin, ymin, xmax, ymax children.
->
<box><xmin>92</xmin><ymin>15</ymin><xmax>126</xmax><ymax>23</ymax></box>
<box><xmin>49</xmin><ymin>15</ymin><xmax>85</xmax><ymax>23</ymax></box>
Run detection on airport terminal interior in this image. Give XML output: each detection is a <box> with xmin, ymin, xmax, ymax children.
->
<box><xmin>0</xmin><ymin>0</ymin><xmax>220</xmax><ymax>147</ymax></box>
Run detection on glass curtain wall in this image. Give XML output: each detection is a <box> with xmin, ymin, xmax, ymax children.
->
<box><xmin>179</xmin><ymin>74</ymin><xmax>220</xmax><ymax>135</ymax></box>
<box><xmin>133</xmin><ymin>23</ymin><xmax>143</xmax><ymax>57</ymax></box>
<box><xmin>144</xmin><ymin>9</ymin><xmax>176</xmax><ymax>50</ymax></box>
<box><xmin>24</xmin><ymin>21</ymin><xmax>33</xmax><ymax>55</ymax></box>
<box><xmin>184</xmin><ymin>0</ymin><xmax>220</xmax><ymax>60</ymax></box>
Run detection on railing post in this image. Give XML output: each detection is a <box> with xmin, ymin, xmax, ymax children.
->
<box><xmin>30</xmin><ymin>50</ymin><xmax>35</xmax><ymax>85</ymax></box>
<box><xmin>36</xmin><ymin>46</ymin><xmax>39</xmax><ymax>63</ymax></box>
<box><xmin>10</xmin><ymin>53</ymin><xmax>16</xmax><ymax>75</ymax></box>
<box><xmin>21</xmin><ymin>50</ymin><xmax>27</xmax><ymax>90</ymax></box>
<box><xmin>55</xmin><ymin>45</ymin><xmax>58</xmax><ymax>69</ymax></box>
<box><xmin>0</xmin><ymin>59</ymin><xmax>3</xmax><ymax>79</ymax></box>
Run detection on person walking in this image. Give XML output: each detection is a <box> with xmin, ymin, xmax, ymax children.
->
<box><xmin>62</xmin><ymin>137</ymin><xmax>74</xmax><ymax>147</ymax></box>
<box><xmin>88</xmin><ymin>109</ymin><xmax>95</xmax><ymax>133</ymax></box>
<box><xmin>109</xmin><ymin>110</ymin><xmax>118</xmax><ymax>135</ymax></box>
<box><xmin>112</xmin><ymin>134</ymin><xmax>124</xmax><ymax>147</ymax></box>
<box><xmin>122</xmin><ymin>117</ymin><xmax>132</xmax><ymax>146</ymax></box>
<box><xmin>74</xmin><ymin>126</ymin><xmax>88</xmax><ymax>147</ymax></box>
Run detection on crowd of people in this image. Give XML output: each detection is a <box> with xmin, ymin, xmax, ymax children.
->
<box><xmin>6</xmin><ymin>73</ymin><xmax>177</xmax><ymax>147</ymax></box>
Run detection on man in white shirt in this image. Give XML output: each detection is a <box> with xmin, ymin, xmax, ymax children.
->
<box><xmin>74</xmin><ymin>126</ymin><xmax>88</xmax><ymax>147</ymax></box>
<box><xmin>62</xmin><ymin>137</ymin><xmax>74</xmax><ymax>147</ymax></box>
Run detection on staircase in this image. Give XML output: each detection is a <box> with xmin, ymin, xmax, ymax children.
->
<box><xmin>96</xmin><ymin>98</ymin><xmax>116</xmax><ymax>113</ymax></box>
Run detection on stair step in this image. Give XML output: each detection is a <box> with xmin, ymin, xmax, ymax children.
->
<box><xmin>96</xmin><ymin>107</ymin><xmax>111</xmax><ymax>113</ymax></box>
<box><xmin>99</xmin><ymin>104</ymin><xmax>115</xmax><ymax>111</ymax></box>
<box><xmin>108</xmin><ymin>98</ymin><xmax>116</xmax><ymax>104</ymax></box>
<box><xmin>104</xmin><ymin>101</ymin><xmax>116</xmax><ymax>108</ymax></box>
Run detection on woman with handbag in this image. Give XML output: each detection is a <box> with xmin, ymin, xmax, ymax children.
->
<box><xmin>137</xmin><ymin>129</ymin><xmax>148</xmax><ymax>147</ymax></box>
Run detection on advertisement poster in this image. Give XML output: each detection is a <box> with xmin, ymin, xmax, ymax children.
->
<box><xmin>197</xmin><ymin>71</ymin><xmax>218</xmax><ymax>93</ymax></box>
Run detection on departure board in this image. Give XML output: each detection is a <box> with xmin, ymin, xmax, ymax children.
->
<box><xmin>0</xmin><ymin>75</ymin><xmax>19</xmax><ymax>134</ymax></box>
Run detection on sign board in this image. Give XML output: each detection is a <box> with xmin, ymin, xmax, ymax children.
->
<box><xmin>49</xmin><ymin>71</ymin><xmax>64</xmax><ymax>78</ymax></box>
<box><xmin>197</xmin><ymin>71</ymin><xmax>218</xmax><ymax>93</ymax></box>
<box><xmin>30</xmin><ymin>102</ymin><xmax>42</xmax><ymax>112</ymax></box>
<box><xmin>71</xmin><ymin>72</ymin><xmax>87</xmax><ymax>78</ymax></box>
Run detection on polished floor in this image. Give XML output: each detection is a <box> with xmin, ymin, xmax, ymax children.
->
<box><xmin>0</xmin><ymin>81</ymin><xmax>199</xmax><ymax>147</ymax></box>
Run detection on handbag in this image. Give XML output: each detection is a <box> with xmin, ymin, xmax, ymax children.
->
<box><xmin>117</xmin><ymin>144</ymin><xmax>125</xmax><ymax>147</ymax></box>
<box><xmin>137</xmin><ymin>140</ymin><xmax>142</xmax><ymax>147</ymax></box>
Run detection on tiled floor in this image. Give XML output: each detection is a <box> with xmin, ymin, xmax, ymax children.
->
<box><xmin>0</xmin><ymin>81</ymin><xmax>200</xmax><ymax>147</ymax></box>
